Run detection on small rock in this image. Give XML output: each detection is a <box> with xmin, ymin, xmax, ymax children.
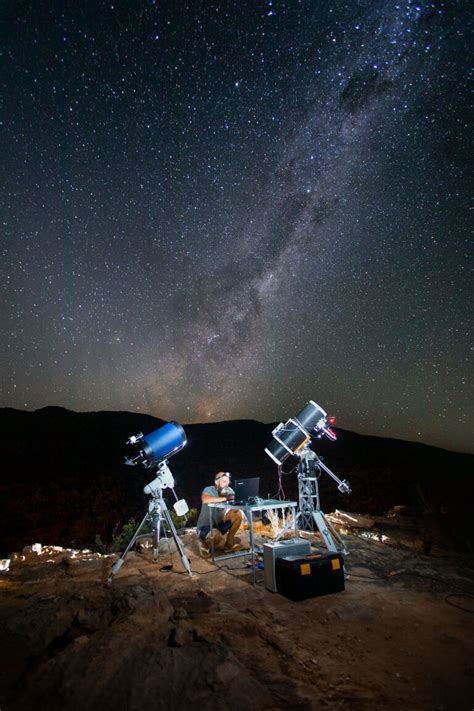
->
<box><xmin>215</xmin><ymin>661</ymin><xmax>240</xmax><ymax>684</ymax></box>
<box><xmin>76</xmin><ymin>609</ymin><xmax>101</xmax><ymax>632</ymax></box>
<box><xmin>73</xmin><ymin>635</ymin><xmax>89</xmax><ymax>646</ymax></box>
<box><xmin>173</xmin><ymin>606</ymin><xmax>188</xmax><ymax>620</ymax></box>
<box><xmin>23</xmin><ymin>543</ymin><xmax>42</xmax><ymax>554</ymax></box>
<box><xmin>168</xmin><ymin>621</ymin><xmax>194</xmax><ymax>647</ymax></box>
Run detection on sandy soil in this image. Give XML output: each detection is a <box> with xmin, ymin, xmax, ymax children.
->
<box><xmin>0</xmin><ymin>523</ymin><xmax>473</xmax><ymax>711</ymax></box>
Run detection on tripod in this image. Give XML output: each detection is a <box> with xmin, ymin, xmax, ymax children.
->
<box><xmin>297</xmin><ymin>447</ymin><xmax>350</xmax><ymax>554</ymax></box>
<box><xmin>108</xmin><ymin>462</ymin><xmax>192</xmax><ymax>583</ymax></box>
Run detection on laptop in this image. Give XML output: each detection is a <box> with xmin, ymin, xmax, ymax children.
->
<box><xmin>233</xmin><ymin>477</ymin><xmax>260</xmax><ymax>505</ymax></box>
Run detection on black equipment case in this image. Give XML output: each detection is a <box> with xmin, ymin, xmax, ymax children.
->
<box><xmin>275</xmin><ymin>552</ymin><xmax>345</xmax><ymax>601</ymax></box>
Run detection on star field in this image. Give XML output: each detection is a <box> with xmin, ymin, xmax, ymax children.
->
<box><xmin>1</xmin><ymin>1</ymin><xmax>472</xmax><ymax>452</ymax></box>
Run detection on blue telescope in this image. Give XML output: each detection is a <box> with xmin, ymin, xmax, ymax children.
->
<box><xmin>124</xmin><ymin>422</ymin><xmax>187</xmax><ymax>468</ymax></box>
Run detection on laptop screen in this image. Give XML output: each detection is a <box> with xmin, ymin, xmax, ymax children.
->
<box><xmin>233</xmin><ymin>477</ymin><xmax>260</xmax><ymax>504</ymax></box>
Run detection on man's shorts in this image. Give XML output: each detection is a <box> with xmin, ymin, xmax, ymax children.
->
<box><xmin>198</xmin><ymin>520</ymin><xmax>232</xmax><ymax>541</ymax></box>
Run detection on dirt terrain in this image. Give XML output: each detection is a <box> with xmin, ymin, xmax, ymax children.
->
<box><xmin>0</xmin><ymin>517</ymin><xmax>473</xmax><ymax>711</ymax></box>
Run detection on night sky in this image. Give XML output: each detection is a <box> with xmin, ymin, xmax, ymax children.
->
<box><xmin>1</xmin><ymin>1</ymin><xmax>472</xmax><ymax>452</ymax></box>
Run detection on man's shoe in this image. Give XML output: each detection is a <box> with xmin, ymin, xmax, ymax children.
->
<box><xmin>224</xmin><ymin>543</ymin><xmax>246</xmax><ymax>553</ymax></box>
<box><xmin>198</xmin><ymin>540</ymin><xmax>211</xmax><ymax>557</ymax></box>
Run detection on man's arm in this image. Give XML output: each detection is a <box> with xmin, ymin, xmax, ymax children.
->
<box><xmin>201</xmin><ymin>492</ymin><xmax>228</xmax><ymax>504</ymax></box>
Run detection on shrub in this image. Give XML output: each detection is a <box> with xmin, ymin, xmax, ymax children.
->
<box><xmin>111</xmin><ymin>507</ymin><xmax>198</xmax><ymax>552</ymax></box>
<box><xmin>111</xmin><ymin>517</ymin><xmax>151</xmax><ymax>552</ymax></box>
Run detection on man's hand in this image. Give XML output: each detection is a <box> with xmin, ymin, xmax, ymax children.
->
<box><xmin>220</xmin><ymin>487</ymin><xmax>234</xmax><ymax>503</ymax></box>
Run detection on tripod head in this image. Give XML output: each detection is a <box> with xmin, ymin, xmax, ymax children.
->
<box><xmin>144</xmin><ymin>460</ymin><xmax>175</xmax><ymax>497</ymax></box>
<box><xmin>143</xmin><ymin>460</ymin><xmax>189</xmax><ymax>517</ymax></box>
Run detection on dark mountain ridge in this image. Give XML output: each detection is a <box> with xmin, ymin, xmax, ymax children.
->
<box><xmin>0</xmin><ymin>407</ymin><xmax>472</xmax><ymax>556</ymax></box>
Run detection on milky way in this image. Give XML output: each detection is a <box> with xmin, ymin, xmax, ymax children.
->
<box><xmin>1</xmin><ymin>1</ymin><xmax>471</xmax><ymax>451</ymax></box>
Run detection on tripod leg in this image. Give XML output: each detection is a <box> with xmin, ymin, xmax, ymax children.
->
<box><xmin>312</xmin><ymin>511</ymin><xmax>348</xmax><ymax>554</ymax></box>
<box><xmin>152</xmin><ymin>511</ymin><xmax>161</xmax><ymax>561</ymax></box>
<box><xmin>162</xmin><ymin>508</ymin><xmax>192</xmax><ymax>577</ymax></box>
<box><xmin>320</xmin><ymin>511</ymin><xmax>349</xmax><ymax>554</ymax></box>
<box><xmin>108</xmin><ymin>511</ymin><xmax>150</xmax><ymax>583</ymax></box>
<box><xmin>312</xmin><ymin>511</ymin><xmax>338</xmax><ymax>553</ymax></box>
<box><xmin>247</xmin><ymin>510</ymin><xmax>256</xmax><ymax>586</ymax></box>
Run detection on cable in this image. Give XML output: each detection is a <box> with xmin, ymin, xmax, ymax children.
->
<box><xmin>178</xmin><ymin>561</ymin><xmax>257</xmax><ymax>581</ymax></box>
<box><xmin>277</xmin><ymin>464</ymin><xmax>286</xmax><ymax>500</ymax></box>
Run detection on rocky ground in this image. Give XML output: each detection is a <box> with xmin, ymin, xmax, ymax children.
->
<box><xmin>0</xmin><ymin>513</ymin><xmax>473</xmax><ymax>711</ymax></box>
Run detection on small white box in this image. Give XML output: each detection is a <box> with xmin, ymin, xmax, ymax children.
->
<box><xmin>173</xmin><ymin>499</ymin><xmax>189</xmax><ymax>517</ymax></box>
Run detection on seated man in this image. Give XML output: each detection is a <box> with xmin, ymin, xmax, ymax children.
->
<box><xmin>196</xmin><ymin>471</ymin><xmax>243</xmax><ymax>556</ymax></box>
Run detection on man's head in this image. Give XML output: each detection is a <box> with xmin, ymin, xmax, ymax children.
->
<box><xmin>214</xmin><ymin>471</ymin><xmax>231</xmax><ymax>493</ymax></box>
